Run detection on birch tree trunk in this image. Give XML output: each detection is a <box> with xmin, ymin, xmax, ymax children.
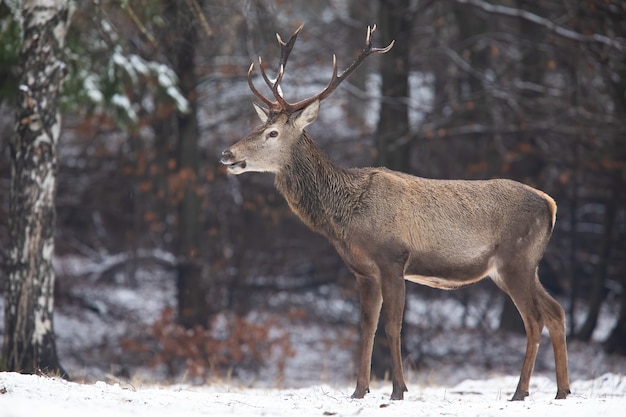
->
<box><xmin>2</xmin><ymin>0</ymin><xmax>71</xmax><ymax>376</ymax></box>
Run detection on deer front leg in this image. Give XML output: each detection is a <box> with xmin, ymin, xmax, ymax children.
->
<box><xmin>352</xmin><ymin>274</ymin><xmax>383</xmax><ymax>399</ymax></box>
<box><xmin>381</xmin><ymin>273</ymin><xmax>408</xmax><ymax>400</ymax></box>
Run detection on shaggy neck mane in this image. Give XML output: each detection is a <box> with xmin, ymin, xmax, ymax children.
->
<box><xmin>274</xmin><ymin>132</ymin><xmax>364</xmax><ymax>239</ymax></box>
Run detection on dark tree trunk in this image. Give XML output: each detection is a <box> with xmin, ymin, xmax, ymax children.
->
<box><xmin>376</xmin><ymin>0</ymin><xmax>412</xmax><ymax>172</ymax></box>
<box><xmin>604</xmin><ymin>226</ymin><xmax>626</xmax><ymax>355</ymax></box>
<box><xmin>3</xmin><ymin>0</ymin><xmax>71</xmax><ymax>377</ymax></box>
<box><xmin>602</xmin><ymin>28</ymin><xmax>626</xmax><ymax>352</ymax></box>
<box><xmin>577</xmin><ymin>189</ymin><xmax>616</xmax><ymax>341</ymax></box>
<box><xmin>451</xmin><ymin>1</ymin><xmax>491</xmax><ymax>127</ymax></box>
<box><xmin>499</xmin><ymin>297</ymin><xmax>525</xmax><ymax>334</ymax></box>
<box><xmin>160</xmin><ymin>0</ymin><xmax>208</xmax><ymax>327</ymax></box>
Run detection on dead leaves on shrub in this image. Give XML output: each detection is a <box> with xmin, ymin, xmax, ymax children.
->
<box><xmin>121</xmin><ymin>308</ymin><xmax>295</xmax><ymax>380</ymax></box>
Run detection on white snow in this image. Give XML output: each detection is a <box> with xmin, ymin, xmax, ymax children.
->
<box><xmin>153</xmin><ymin>63</ymin><xmax>190</xmax><ymax>113</ymax></box>
<box><xmin>1</xmin><ymin>372</ymin><xmax>624</xmax><ymax>417</ymax></box>
<box><xmin>2</xmin><ymin>256</ymin><xmax>625</xmax><ymax>416</ymax></box>
<box><xmin>84</xmin><ymin>74</ymin><xmax>104</xmax><ymax>103</ymax></box>
<box><xmin>111</xmin><ymin>93</ymin><xmax>138</xmax><ymax>123</ymax></box>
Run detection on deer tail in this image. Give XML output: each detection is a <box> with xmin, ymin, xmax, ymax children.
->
<box><xmin>531</xmin><ymin>188</ymin><xmax>557</xmax><ymax>233</ymax></box>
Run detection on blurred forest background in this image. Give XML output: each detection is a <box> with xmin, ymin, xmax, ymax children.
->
<box><xmin>1</xmin><ymin>0</ymin><xmax>625</xmax><ymax>384</ymax></box>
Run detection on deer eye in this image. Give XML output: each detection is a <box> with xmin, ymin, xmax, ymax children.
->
<box><xmin>267</xmin><ymin>130</ymin><xmax>279</xmax><ymax>138</ymax></box>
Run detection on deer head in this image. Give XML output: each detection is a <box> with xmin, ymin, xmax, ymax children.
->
<box><xmin>221</xmin><ymin>24</ymin><xmax>393</xmax><ymax>175</ymax></box>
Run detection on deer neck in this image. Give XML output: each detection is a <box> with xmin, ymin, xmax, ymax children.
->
<box><xmin>274</xmin><ymin>133</ymin><xmax>358</xmax><ymax>238</ymax></box>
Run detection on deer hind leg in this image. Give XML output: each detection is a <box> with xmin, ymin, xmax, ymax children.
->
<box><xmin>352</xmin><ymin>274</ymin><xmax>383</xmax><ymax>399</ymax></box>
<box><xmin>497</xmin><ymin>265</ymin><xmax>571</xmax><ymax>401</ymax></box>
<box><xmin>494</xmin><ymin>266</ymin><xmax>545</xmax><ymax>401</ymax></box>
<box><xmin>512</xmin><ymin>304</ymin><xmax>543</xmax><ymax>401</ymax></box>
<box><xmin>380</xmin><ymin>272</ymin><xmax>408</xmax><ymax>400</ymax></box>
<box><xmin>537</xmin><ymin>283</ymin><xmax>571</xmax><ymax>399</ymax></box>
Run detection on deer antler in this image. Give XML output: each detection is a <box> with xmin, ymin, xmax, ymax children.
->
<box><xmin>247</xmin><ymin>23</ymin><xmax>304</xmax><ymax>113</ymax></box>
<box><xmin>248</xmin><ymin>24</ymin><xmax>394</xmax><ymax>116</ymax></box>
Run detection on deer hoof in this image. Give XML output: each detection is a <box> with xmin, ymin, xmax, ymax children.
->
<box><xmin>390</xmin><ymin>391</ymin><xmax>405</xmax><ymax>401</ymax></box>
<box><xmin>555</xmin><ymin>388</ymin><xmax>571</xmax><ymax>399</ymax></box>
<box><xmin>351</xmin><ymin>387</ymin><xmax>369</xmax><ymax>399</ymax></box>
<box><xmin>390</xmin><ymin>384</ymin><xmax>407</xmax><ymax>400</ymax></box>
<box><xmin>510</xmin><ymin>390</ymin><xmax>529</xmax><ymax>401</ymax></box>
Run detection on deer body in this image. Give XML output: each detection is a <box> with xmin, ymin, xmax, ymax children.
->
<box><xmin>274</xmin><ymin>129</ymin><xmax>551</xmax><ymax>287</ymax></box>
<box><xmin>221</xmin><ymin>25</ymin><xmax>570</xmax><ymax>401</ymax></box>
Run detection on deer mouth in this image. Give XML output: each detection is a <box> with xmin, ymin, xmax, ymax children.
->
<box><xmin>222</xmin><ymin>159</ymin><xmax>247</xmax><ymax>171</ymax></box>
<box><xmin>220</xmin><ymin>149</ymin><xmax>247</xmax><ymax>173</ymax></box>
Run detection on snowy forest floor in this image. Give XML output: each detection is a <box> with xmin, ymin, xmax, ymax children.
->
<box><xmin>1</xmin><ymin>260</ymin><xmax>626</xmax><ymax>415</ymax></box>
<box><xmin>1</xmin><ymin>371</ymin><xmax>625</xmax><ymax>417</ymax></box>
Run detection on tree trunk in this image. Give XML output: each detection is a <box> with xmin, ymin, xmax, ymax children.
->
<box><xmin>376</xmin><ymin>0</ymin><xmax>412</xmax><ymax>172</ymax></box>
<box><xmin>3</xmin><ymin>0</ymin><xmax>71</xmax><ymax>377</ymax></box>
<box><xmin>499</xmin><ymin>297</ymin><xmax>525</xmax><ymax>334</ymax></box>
<box><xmin>160</xmin><ymin>0</ymin><xmax>208</xmax><ymax>327</ymax></box>
<box><xmin>604</xmin><ymin>217</ymin><xmax>626</xmax><ymax>355</ymax></box>
<box><xmin>451</xmin><ymin>1</ymin><xmax>491</xmax><ymax>128</ymax></box>
<box><xmin>577</xmin><ymin>188</ymin><xmax>616</xmax><ymax>341</ymax></box>
<box><xmin>602</xmin><ymin>27</ymin><xmax>626</xmax><ymax>352</ymax></box>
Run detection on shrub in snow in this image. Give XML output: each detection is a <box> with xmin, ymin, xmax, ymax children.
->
<box><xmin>121</xmin><ymin>308</ymin><xmax>295</xmax><ymax>382</ymax></box>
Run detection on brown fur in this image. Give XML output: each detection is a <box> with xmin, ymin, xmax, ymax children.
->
<box><xmin>221</xmin><ymin>26</ymin><xmax>570</xmax><ymax>400</ymax></box>
<box><xmin>223</xmin><ymin>122</ymin><xmax>570</xmax><ymax>401</ymax></box>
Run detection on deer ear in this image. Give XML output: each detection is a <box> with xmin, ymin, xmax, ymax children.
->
<box><xmin>293</xmin><ymin>100</ymin><xmax>319</xmax><ymax>131</ymax></box>
<box><xmin>252</xmin><ymin>102</ymin><xmax>269</xmax><ymax>123</ymax></box>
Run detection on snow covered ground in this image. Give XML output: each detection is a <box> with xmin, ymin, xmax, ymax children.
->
<box><xmin>2</xmin><ymin>257</ymin><xmax>626</xmax><ymax>416</ymax></box>
<box><xmin>1</xmin><ymin>371</ymin><xmax>625</xmax><ymax>417</ymax></box>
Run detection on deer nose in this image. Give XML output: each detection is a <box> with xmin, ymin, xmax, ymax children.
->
<box><xmin>220</xmin><ymin>149</ymin><xmax>233</xmax><ymax>164</ymax></box>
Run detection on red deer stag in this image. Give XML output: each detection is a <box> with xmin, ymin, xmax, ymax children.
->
<box><xmin>221</xmin><ymin>24</ymin><xmax>570</xmax><ymax>402</ymax></box>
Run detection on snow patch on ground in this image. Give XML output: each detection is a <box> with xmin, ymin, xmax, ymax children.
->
<box><xmin>1</xmin><ymin>372</ymin><xmax>624</xmax><ymax>417</ymax></box>
<box><xmin>2</xmin><ymin>255</ymin><xmax>626</xmax><ymax>416</ymax></box>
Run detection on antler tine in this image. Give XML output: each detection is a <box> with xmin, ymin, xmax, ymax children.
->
<box><xmin>367</xmin><ymin>24</ymin><xmax>394</xmax><ymax>54</ymax></box>
<box><xmin>284</xmin><ymin>25</ymin><xmax>394</xmax><ymax>113</ymax></box>
<box><xmin>276</xmin><ymin>23</ymin><xmax>304</xmax><ymax>72</ymax></box>
<box><xmin>366</xmin><ymin>24</ymin><xmax>373</xmax><ymax>44</ymax></box>
<box><xmin>258</xmin><ymin>57</ymin><xmax>289</xmax><ymax>110</ymax></box>
<box><xmin>247</xmin><ymin>62</ymin><xmax>275</xmax><ymax>108</ymax></box>
<box><xmin>258</xmin><ymin>57</ymin><xmax>279</xmax><ymax>94</ymax></box>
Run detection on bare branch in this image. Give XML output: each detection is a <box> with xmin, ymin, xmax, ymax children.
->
<box><xmin>185</xmin><ymin>0</ymin><xmax>213</xmax><ymax>37</ymax></box>
<box><xmin>456</xmin><ymin>0</ymin><xmax>625</xmax><ymax>52</ymax></box>
<box><xmin>121</xmin><ymin>2</ymin><xmax>157</xmax><ymax>46</ymax></box>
